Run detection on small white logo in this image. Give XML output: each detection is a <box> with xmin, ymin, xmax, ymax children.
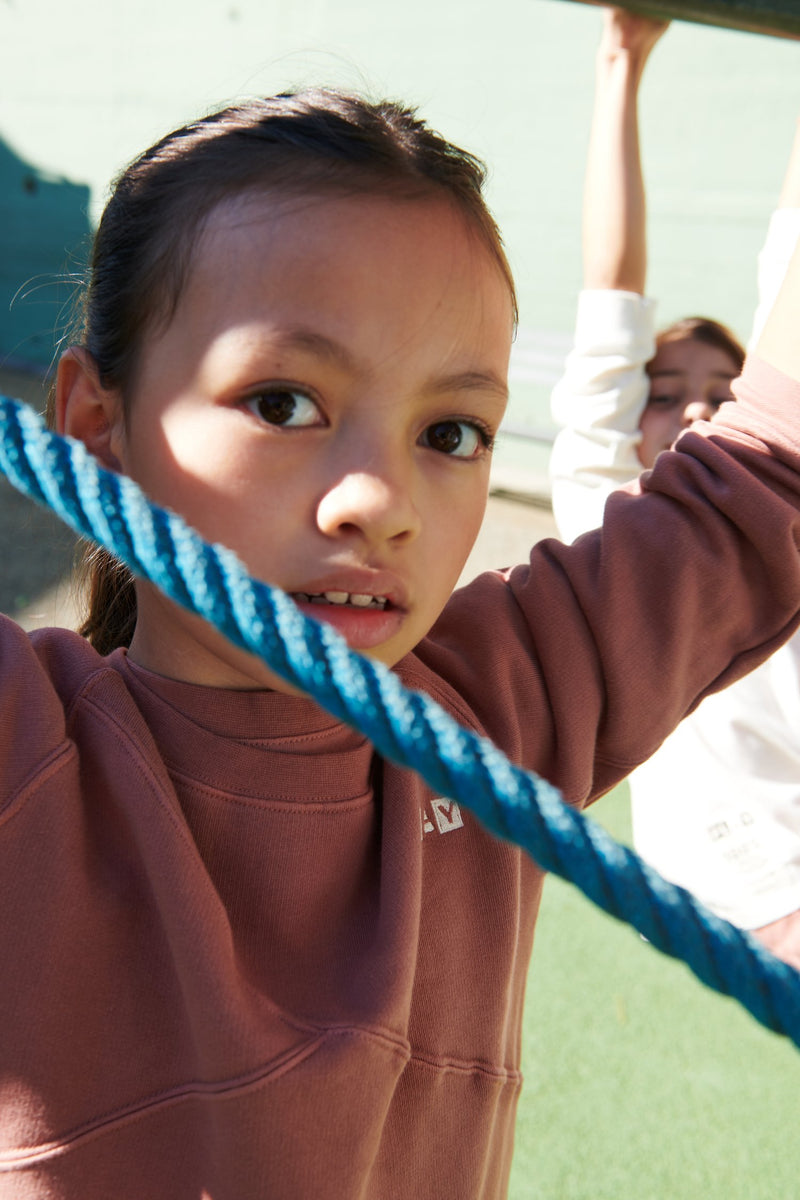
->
<box><xmin>421</xmin><ymin>797</ymin><xmax>464</xmax><ymax>838</ymax></box>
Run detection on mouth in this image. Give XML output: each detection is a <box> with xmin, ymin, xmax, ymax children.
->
<box><xmin>291</xmin><ymin>590</ymin><xmax>390</xmax><ymax>611</ymax></box>
<box><xmin>288</xmin><ymin>585</ymin><xmax>404</xmax><ymax>652</ymax></box>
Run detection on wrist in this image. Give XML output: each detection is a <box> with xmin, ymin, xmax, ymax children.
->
<box><xmin>596</xmin><ymin>43</ymin><xmax>649</xmax><ymax>81</ymax></box>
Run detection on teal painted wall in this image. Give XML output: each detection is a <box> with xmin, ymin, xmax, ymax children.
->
<box><xmin>0</xmin><ymin>138</ymin><xmax>91</xmax><ymax>369</ymax></box>
<box><xmin>2</xmin><ymin>0</ymin><xmax>799</xmax><ymax>476</ymax></box>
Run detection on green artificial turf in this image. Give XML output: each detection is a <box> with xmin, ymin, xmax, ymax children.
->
<box><xmin>509</xmin><ymin>783</ymin><xmax>800</xmax><ymax>1200</ymax></box>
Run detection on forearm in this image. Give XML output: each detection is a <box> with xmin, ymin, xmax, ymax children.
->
<box><xmin>582</xmin><ymin>9</ymin><xmax>667</xmax><ymax>293</ymax></box>
<box><xmin>750</xmin><ymin>210</ymin><xmax>800</xmax><ymax>349</ymax></box>
<box><xmin>749</xmin><ymin>118</ymin><xmax>800</xmax><ymax>348</ymax></box>
<box><xmin>778</xmin><ymin>117</ymin><xmax>800</xmax><ymax>209</ymax></box>
<box><xmin>583</xmin><ymin>43</ymin><xmax>649</xmax><ymax>292</ymax></box>
<box><xmin>754</xmin><ymin>232</ymin><xmax>800</xmax><ymax>380</ymax></box>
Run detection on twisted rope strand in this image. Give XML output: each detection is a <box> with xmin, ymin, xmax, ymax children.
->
<box><xmin>1</xmin><ymin>394</ymin><xmax>798</xmax><ymax>1045</ymax></box>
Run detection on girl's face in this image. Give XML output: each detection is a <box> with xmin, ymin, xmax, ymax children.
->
<box><xmin>638</xmin><ymin>336</ymin><xmax>739</xmax><ymax>469</ymax></box>
<box><xmin>94</xmin><ymin>192</ymin><xmax>514</xmax><ymax>690</ymax></box>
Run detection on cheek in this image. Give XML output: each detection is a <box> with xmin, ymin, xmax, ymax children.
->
<box><xmin>123</xmin><ymin>408</ymin><xmax>246</xmax><ymax>510</ymax></box>
<box><xmin>639</xmin><ymin>406</ymin><xmax>676</xmax><ymax>441</ymax></box>
<box><xmin>637</xmin><ymin>412</ymin><xmax>662</xmax><ymax>469</ymax></box>
<box><xmin>463</xmin><ymin>497</ymin><xmax>488</xmax><ymax>554</ymax></box>
<box><xmin>432</xmin><ymin>487</ymin><xmax>487</xmax><ymax>579</ymax></box>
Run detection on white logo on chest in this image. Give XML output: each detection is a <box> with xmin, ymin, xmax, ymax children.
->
<box><xmin>421</xmin><ymin>797</ymin><xmax>464</xmax><ymax>838</ymax></box>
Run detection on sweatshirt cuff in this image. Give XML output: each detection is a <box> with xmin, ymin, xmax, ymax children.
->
<box><xmin>573</xmin><ymin>290</ymin><xmax>657</xmax><ymax>360</ymax></box>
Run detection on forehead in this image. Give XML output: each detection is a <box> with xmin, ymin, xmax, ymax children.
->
<box><xmin>649</xmin><ymin>336</ymin><xmax>739</xmax><ymax>379</ymax></box>
<box><xmin>146</xmin><ymin>190</ymin><xmax>515</xmax><ymax>389</ymax></box>
<box><xmin>194</xmin><ymin>191</ymin><xmax>512</xmax><ymax>316</ymax></box>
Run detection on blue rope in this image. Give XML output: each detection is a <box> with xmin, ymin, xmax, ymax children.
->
<box><xmin>1</xmin><ymin>393</ymin><xmax>798</xmax><ymax>1046</ymax></box>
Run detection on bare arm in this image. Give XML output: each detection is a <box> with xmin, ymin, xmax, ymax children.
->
<box><xmin>549</xmin><ymin>8</ymin><xmax>667</xmax><ymax>541</ymax></box>
<box><xmin>778</xmin><ymin>118</ymin><xmax>800</xmax><ymax>208</ymax></box>
<box><xmin>755</xmin><ymin>231</ymin><xmax>800</xmax><ymax>379</ymax></box>
<box><xmin>583</xmin><ymin>6</ymin><xmax>669</xmax><ymax>293</ymax></box>
<box><xmin>728</xmin><ymin>128</ymin><xmax>800</xmax><ymax>969</ymax></box>
<box><xmin>750</xmin><ymin>119</ymin><xmax>800</xmax><ymax>347</ymax></box>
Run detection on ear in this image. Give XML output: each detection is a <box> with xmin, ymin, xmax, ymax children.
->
<box><xmin>55</xmin><ymin>347</ymin><xmax>125</xmax><ymax>472</ymax></box>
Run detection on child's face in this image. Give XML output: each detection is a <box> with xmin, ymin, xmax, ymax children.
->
<box><xmin>108</xmin><ymin>191</ymin><xmax>514</xmax><ymax>690</ymax></box>
<box><xmin>638</xmin><ymin>337</ymin><xmax>738</xmax><ymax>469</ymax></box>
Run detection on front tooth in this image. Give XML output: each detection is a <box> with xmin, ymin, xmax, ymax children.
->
<box><xmin>323</xmin><ymin>591</ymin><xmax>349</xmax><ymax>605</ymax></box>
<box><xmin>349</xmin><ymin>593</ymin><xmax>375</xmax><ymax>608</ymax></box>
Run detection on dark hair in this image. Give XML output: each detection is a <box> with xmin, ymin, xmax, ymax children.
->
<box><xmin>59</xmin><ymin>89</ymin><xmax>517</xmax><ymax>655</ymax></box>
<box><xmin>650</xmin><ymin>316</ymin><xmax>746</xmax><ymax>376</ymax></box>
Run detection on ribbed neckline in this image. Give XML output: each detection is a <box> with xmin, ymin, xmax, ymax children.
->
<box><xmin>116</xmin><ymin>650</ymin><xmax>347</xmax><ymax>742</ymax></box>
<box><xmin>109</xmin><ymin>650</ymin><xmax>376</xmax><ymax>803</ymax></box>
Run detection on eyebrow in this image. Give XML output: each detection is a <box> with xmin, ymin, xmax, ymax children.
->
<box><xmin>273</xmin><ymin>328</ymin><xmax>355</xmax><ymax>369</ymax></box>
<box><xmin>431</xmin><ymin>370</ymin><xmax>509</xmax><ymax>403</ymax></box>
<box><xmin>273</xmin><ymin>327</ymin><xmax>509</xmax><ymax>402</ymax></box>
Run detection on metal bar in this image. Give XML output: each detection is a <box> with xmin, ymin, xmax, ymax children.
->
<box><xmin>559</xmin><ymin>0</ymin><xmax>800</xmax><ymax>40</ymax></box>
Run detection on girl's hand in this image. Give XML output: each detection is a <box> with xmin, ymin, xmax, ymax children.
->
<box><xmin>599</xmin><ymin>5</ymin><xmax>670</xmax><ymax>63</ymax></box>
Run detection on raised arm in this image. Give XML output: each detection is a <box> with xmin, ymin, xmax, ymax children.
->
<box><xmin>778</xmin><ymin>118</ymin><xmax>800</xmax><ymax>209</ymax></box>
<box><xmin>755</xmin><ymin>208</ymin><xmax>800</xmax><ymax>380</ymax></box>
<box><xmin>749</xmin><ymin>117</ymin><xmax>800</xmax><ymax>347</ymax></box>
<box><xmin>549</xmin><ymin>7</ymin><xmax>669</xmax><ymax>543</ymax></box>
<box><xmin>583</xmin><ymin>6</ymin><xmax>669</xmax><ymax>294</ymax></box>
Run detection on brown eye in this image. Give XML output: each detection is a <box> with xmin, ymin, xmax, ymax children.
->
<box><xmin>422</xmin><ymin>420</ymin><xmax>487</xmax><ymax>458</ymax></box>
<box><xmin>245</xmin><ymin>388</ymin><xmax>322</xmax><ymax>427</ymax></box>
<box><xmin>647</xmin><ymin>393</ymin><xmax>680</xmax><ymax>409</ymax></box>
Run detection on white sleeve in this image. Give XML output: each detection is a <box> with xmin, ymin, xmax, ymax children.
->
<box><xmin>549</xmin><ymin>289</ymin><xmax>656</xmax><ymax>544</ymax></box>
<box><xmin>748</xmin><ymin>208</ymin><xmax>800</xmax><ymax>349</ymax></box>
<box><xmin>631</xmin><ymin>639</ymin><xmax>800</xmax><ymax>930</ymax></box>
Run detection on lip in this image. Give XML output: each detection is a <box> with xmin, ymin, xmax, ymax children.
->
<box><xmin>291</xmin><ymin>598</ymin><xmax>405</xmax><ymax>650</ymax></box>
<box><xmin>286</xmin><ymin>570</ymin><xmax>409</xmax><ymax>652</ymax></box>
<box><xmin>288</xmin><ymin>570</ymin><xmax>409</xmax><ymax>611</ymax></box>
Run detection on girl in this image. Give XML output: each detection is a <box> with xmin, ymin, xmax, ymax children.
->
<box><xmin>3</xmin><ymin>87</ymin><xmax>800</xmax><ymax>1199</ymax></box>
<box><xmin>550</xmin><ymin>6</ymin><xmax>800</xmax><ymax>969</ymax></box>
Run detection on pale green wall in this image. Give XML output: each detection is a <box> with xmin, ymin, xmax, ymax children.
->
<box><xmin>2</xmin><ymin>0</ymin><xmax>799</xmax><ymax>478</ymax></box>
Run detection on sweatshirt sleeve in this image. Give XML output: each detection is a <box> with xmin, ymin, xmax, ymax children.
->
<box><xmin>549</xmin><ymin>289</ymin><xmax>656</xmax><ymax>543</ymax></box>
<box><xmin>0</xmin><ymin>616</ymin><xmax>70</xmax><ymax>813</ymax></box>
<box><xmin>418</xmin><ymin>355</ymin><xmax>800</xmax><ymax>808</ymax></box>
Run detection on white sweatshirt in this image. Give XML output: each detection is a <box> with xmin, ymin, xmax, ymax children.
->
<box><xmin>548</xmin><ymin>212</ymin><xmax>800</xmax><ymax>929</ymax></box>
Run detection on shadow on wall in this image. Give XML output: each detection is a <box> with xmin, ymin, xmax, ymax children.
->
<box><xmin>0</xmin><ymin>365</ymin><xmax>82</xmax><ymax>622</ymax></box>
<box><xmin>0</xmin><ymin>139</ymin><xmax>92</xmax><ymax>619</ymax></box>
<box><xmin>0</xmin><ymin>135</ymin><xmax>91</xmax><ymax>371</ymax></box>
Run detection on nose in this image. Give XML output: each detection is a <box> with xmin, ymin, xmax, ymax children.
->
<box><xmin>316</xmin><ymin>466</ymin><xmax>421</xmax><ymax>547</ymax></box>
<box><xmin>682</xmin><ymin>397</ymin><xmax>717</xmax><ymax>426</ymax></box>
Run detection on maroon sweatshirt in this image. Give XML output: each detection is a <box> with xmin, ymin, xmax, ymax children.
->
<box><xmin>1</xmin><ymin>358</ymin><xmax>800</xmax><ymax>1198</ymax></box>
